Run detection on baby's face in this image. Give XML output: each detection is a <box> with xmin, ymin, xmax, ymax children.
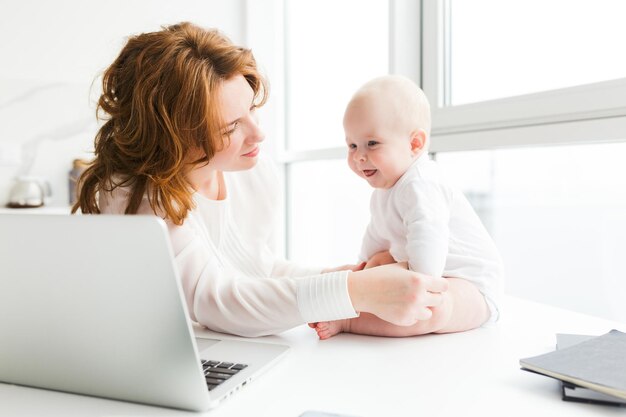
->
<box><xmin>344</xmin><ymin>98</ymin><xmax>418</xmax><ymax>189</ymax></box>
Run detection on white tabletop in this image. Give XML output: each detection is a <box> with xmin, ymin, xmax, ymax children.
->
<box><xmin>1</xmin><ymin>296</ymin><xmax>625</xmax><ymax>416</ymax></box>
<box><xmin>0</xmin><ymin>206</ymin><xmax>71</xmax><ymax>215</ymax></box>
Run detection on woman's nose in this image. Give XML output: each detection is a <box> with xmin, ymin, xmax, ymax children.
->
<box><xmin>248</xmin><ymin>117</ymin><xmax>265</xmax><ymax>143</ymax></box>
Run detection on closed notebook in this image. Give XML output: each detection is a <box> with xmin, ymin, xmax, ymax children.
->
<box><xmin>556</xmin><ymin>334</ymin><xmax>626</xmax><ymax>406</ymax></box>
<box><xmin>520</xmin><ymin>329</ymin><xmax>626</xmax><ymax>400</ymax></box>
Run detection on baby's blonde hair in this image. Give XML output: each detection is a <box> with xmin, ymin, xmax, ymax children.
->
<box><xmin>350</xmin><ymin>75</ymin><xmax>431</xmax><ymax>138</ymax></box>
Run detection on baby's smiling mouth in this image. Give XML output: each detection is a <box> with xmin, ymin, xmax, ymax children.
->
<box><xmin>363</xmin><ymin>169</ymin><xmax>377</xmax><ymax>177</ymax></box>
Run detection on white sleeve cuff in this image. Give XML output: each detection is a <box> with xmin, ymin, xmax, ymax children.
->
<box><xmin>296</xmin><ymin>270</ymin><xmax>359</xmax><ymax>323</ymax></box>
<box><xmin>481</xmin><ymin>294</ymin><xmax>500</xmax><ymax>327</ymax></box>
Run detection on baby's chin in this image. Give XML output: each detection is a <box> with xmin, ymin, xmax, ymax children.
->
<box><xmin>365</xmin><ymin>174</ymin><xmax>401</xmax><ymax>190</ymax></box>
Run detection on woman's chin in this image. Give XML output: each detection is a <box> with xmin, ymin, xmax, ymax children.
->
<box><xmin>226</xmin><ymin>157</ymin><xmax>259</xmax><ymax>172</ymax></box>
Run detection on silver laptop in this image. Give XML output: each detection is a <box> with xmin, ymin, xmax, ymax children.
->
<box><xmin>0</xmin><ymin>214</ymin><xmax>289</xmax><ymax>411</ymax></box>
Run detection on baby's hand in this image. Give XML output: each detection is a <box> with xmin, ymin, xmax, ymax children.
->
<box><xmin>364</xmin><ymin>250</ymin><xmax>396</xmax><ymax>269</ymax></box>
<box><xmin>322</xmin><ymin>262</ymin><xmax>366</xmax><ymax>273</ymax></box>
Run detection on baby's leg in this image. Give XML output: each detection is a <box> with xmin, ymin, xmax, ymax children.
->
<box><xmin>347</xmin><ymin>313</ymin><xmax>447</xmax><ymax>336</ymax></box>
<box><xmin>312</xmin><ymin>314</ymin><xmax>418</xmax><ymax>339</ymax></box>
<box><xmin>315</xmin><ymin>310</ymin><xmax>450</xmax><ymax>339</ymax></box>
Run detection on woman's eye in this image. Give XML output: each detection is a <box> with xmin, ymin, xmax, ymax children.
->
<box><xmin>223</xmin><ymin>122</ymin><xmax>239</xmax><ymax>136</ymax></box>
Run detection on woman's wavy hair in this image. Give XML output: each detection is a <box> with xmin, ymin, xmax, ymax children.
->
<box><xmin>72</xmin><ymin>22</ymin><xmax>268</xmax><ymax>224</ymax></box>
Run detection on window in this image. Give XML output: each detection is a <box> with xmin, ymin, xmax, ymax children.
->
<box><xmin>247</xmin><ymin>0</ymin><xmax>626</xmax><ymax>321</ymax></box>
<box><xmin>422</xmin><ymin>0</ymin><xmax>626</xmax><ymax>321</ymax></box>
<box><xmin>282</xmin><ymin>0</ymin><xmax>390</xmax><ymax>261</ymax></box>
<box><xmin>437</xmin><ymin>141</ymin><xmax>626</xmax><ymax>321</ymax></box>
<box><xmin>285</xmin><ymin>0</ymin><xmax>389</xmax><ymax>152</ymax></box>
<box><xmin>449</xmin><ymin>0</ymin><xmax>626</xmax><ymax>106</ymax></box>
<box><xmin>288</xmin><ymin>160</ymin><xmax>371</xmax><ymax>266</ymax></box>
<box><xmin>422</xmin><ymin>0</ymin><xmax>626</xmax><ymax>149</ymax></box>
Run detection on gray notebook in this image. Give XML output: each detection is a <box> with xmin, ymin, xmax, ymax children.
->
<box><xmin>556</xmin><ymin>334</ymin><xmax>626</xmax><ymax>406</ymax></box>
<box><xmin>520</xmin><ymin>329</ymin><xmax>626</xmax><ymax>401</ymax></box>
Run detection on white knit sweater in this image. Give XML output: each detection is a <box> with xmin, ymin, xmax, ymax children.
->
<box><xmin>99</xmin><ymin>158</ymin><xmax>358</xmax><ymax>336</ymax></box>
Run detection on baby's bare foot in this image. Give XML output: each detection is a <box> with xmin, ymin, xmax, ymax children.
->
<box><xmin>315</xmin><ymin>320</ymin><xmax>349</xmax><ymax>340</ymax></box>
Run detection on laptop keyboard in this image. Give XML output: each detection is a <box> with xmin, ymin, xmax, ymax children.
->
<box><xmin>201</xmin><ymin>360</ymin><xmax>248</xmax><ymax>391</ymax></box>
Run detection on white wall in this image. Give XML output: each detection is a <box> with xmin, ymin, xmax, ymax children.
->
<box><xmin>0</xmin><ymin>0</ymin><xmax>245</xmax><ymax>206</ymax></box>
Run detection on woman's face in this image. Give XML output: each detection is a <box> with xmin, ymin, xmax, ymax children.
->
<box><xmin>209</xmin><ymin>74</ymin><xmax>265</xmax><ymax>172</ymax></box>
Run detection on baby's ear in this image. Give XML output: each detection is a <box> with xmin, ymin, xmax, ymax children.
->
<box><xmin>409</xmin><ymin>129</ymin><xmax>427</xmax><ymax>155</ymax></box>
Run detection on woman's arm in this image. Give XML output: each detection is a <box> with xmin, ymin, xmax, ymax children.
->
<box><xmin>338</xmin><ymin>277</ymin><xmax>488</xmax><ymax>337</ymax></box>
<box><xmin>346</xmin><ymin>263</ymin><xmax>449</xmax><ymax>326</ymax></box>
<box><xmin>172</xmin><ymin>217</ymin><xmax>444</xmax><ymax>336</ymax></box>
<box><xmin>312</xmin><ymin>247</ymin><xmax>489</xmax><ymax>339</ymax></box>
<box><xmin>175</xmin><ymin>157</ymin><xmax>454</xmax><ymax>336</ymax></box>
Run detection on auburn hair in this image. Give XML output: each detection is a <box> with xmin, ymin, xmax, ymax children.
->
<box><xmin>72</xmin><ymin>22</ymin><xmax>268</xmax><ymax>224</ymax></box>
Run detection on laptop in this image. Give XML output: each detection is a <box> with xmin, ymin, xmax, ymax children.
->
<box><xmin>0</xmin><ymin>214</ymin><xmax>289</xmax><ymax>411</ymax></box>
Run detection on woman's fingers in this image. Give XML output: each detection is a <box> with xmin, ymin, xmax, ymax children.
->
<box><xmin>401</xmin><ymin>273</ymin><xmax>448</xmax><ymax>325</ymax></box>
<box><xmin>423</xmin><ymin>291</ymin><xmax>445</xmax><ymax>308</ymax></box>
<box><xmin>422</xmin><ymin>273</ymin><xmax>449</xmax><ymax>293</ymax></box>
<box><xmin>415</xmin><ymin>307</ymin><xmax>433</xmax><ymax>321</ymax></box>
<box><xmin>347</xmin><ymin>264</ymin><xmax>450</xmax><ymax>327</ymax></box>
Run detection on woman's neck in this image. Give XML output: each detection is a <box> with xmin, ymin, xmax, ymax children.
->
<box><xmin>187</xmin><ymin>164</ymin><xmax>226</xmax><ymax>200</ymax></box>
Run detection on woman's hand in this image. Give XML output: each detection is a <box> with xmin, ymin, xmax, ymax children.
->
<box><xmin>347</xmin><ymin>263</ymin><xmax>449</xmax><ymax>326</ymax></box>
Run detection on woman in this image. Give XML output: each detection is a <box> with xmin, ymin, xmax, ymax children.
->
<box><xmin>73</xmin><ymin>22</ymin><xmax>449</xmax><ymax>337</ymax></box>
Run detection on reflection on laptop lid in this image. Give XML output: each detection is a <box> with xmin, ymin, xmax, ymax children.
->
<box><xmin>0</xmin><ymin>214</ymin><xmax>289</xmax><ymax>411</ymax></box>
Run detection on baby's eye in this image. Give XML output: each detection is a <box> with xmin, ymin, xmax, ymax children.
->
<box><xmin>367</xmin><ymin>140</ymin><xmax>379</xmax><ymax>147</ymax></box>
<box><xmin>348</xmin><ymin>143</ymin><xmax>357</xmax><ymax>150</ymax></box>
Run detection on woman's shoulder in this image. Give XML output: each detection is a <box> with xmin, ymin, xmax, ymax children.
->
<box><xmin>98</xmin><ymin>177</ymin><xmax>131</xmax><ymax>215</ymax></box>
<box><xmin>98</xmin><ymin>175</ymin><xmax>155</xmax><ymax>216</ymax></box>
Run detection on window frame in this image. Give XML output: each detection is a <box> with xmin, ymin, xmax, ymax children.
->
<box><xmin>246</xmin><ymin>0</ymin><xmax>626</xmax><ymax>258</ymax></box>
<box><xmin>273</xmin><ymin>0</ymin><xmax>421</xmax><ymax>165</ymax></box>
<box><xmin>422</xmin><ymin>0</ymin><xmax>626</xmax><ymax>152</ymax></box>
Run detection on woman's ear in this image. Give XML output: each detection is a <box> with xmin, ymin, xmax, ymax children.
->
<box><xmin>409</xmin><ymin>129</ymin><xmax>427</xmax><ymax>156</ymax></box>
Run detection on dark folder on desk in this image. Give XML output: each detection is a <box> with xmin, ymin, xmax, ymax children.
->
<box><xmin>520</xmin><ymin>329</ymin><xmax>626</xmax><ymax>405</ymax></box>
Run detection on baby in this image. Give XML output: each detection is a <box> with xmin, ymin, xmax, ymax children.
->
<box><xmin>313</xmin><ymin>75</ymin><xmax>503</xmax><ymax>339</ymax></box>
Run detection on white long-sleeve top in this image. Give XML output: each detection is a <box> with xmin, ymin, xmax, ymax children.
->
<box><xmin>359</xmin><ymin>153</ymin><xmax>503</xmax><ymax>322</ymax></box>
<box><xmin>99</xmin><ymin>158</ymin><xmax>358</xmax><ymax>337</ymax></box>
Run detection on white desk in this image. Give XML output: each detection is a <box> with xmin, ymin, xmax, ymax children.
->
<box><xmin>1</xmin><ymin>296</ymin><xmax>625</xmax><ymax>416</ymax></box>
<box><xmin>0</xmin><ymin>206</ymin><xmax>71</xmax><ymax>215</ymax></box>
